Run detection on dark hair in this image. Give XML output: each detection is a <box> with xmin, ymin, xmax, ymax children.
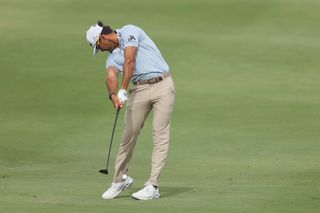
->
<box><xmin>97</xmin><ymin>20</ymin><xmax>113</xmax><ymax>35</ymax></box>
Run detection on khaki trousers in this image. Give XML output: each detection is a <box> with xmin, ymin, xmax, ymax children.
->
<box><xmin>113</xmin><ymin>75</ymin><xmax>175</xmax><ymax>186</ymax></box>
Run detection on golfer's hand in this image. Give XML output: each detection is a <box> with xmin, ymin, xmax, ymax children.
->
<box><xmin>111</xmin><ymin>95</ymin><xmax>123</xmax><ymax>109</ymax></box>
<box><xmin>117</xmin><ymin>89</ymin><xmax>128</xmax><ymax>104</ymax></box>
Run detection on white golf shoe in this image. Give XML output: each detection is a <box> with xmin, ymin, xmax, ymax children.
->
<box><xmin>102</xmin><ymin>176</ymin><xmax>133</xmax><ymax>199</ymax></box>
<box><xmin>132</xmin><ymin>184</ymin><xmax>160</xmax><ymax>200</ymax></box>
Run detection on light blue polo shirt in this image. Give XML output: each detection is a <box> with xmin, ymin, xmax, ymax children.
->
<box><xmin>113</xmin><ymin>24</ymin><xmax>169</xmax><ymax>83</ymax></box>
<box><xmin>106</xmin><ymin>48</ymin><xmax>124</xmax><ymax>72</ymax></box>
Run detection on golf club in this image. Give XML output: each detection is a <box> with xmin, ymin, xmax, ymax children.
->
<box><xmin>99</xmin><ymin>108</ymin><xmax>120</xmax><ymax>175</ymax></box>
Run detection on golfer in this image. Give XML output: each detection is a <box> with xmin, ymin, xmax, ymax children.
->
<box><xmin>86</xmin><ymin>21</ymin><xmax>175</xmax><ymax>200</ymax></box>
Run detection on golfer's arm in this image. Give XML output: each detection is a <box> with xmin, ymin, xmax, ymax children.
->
<box><xmin>122</xmin><ymin>46</ymin><xmax>137</xmax><ymax>90</ymax></box>
<box><xmin>106</xmin><ymin>66</ymin><xmax>118</xmax><ymax>96</ymax></box>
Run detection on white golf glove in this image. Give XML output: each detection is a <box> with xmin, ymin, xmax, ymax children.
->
<box><xmin>117</xmin><ymin>89</ymin><xmax>128</xmax><ymax>104</ymax></box>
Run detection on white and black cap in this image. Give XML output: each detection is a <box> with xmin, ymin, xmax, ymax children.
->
<box><xmin>86</xmin><ymin>23</ymin><xmax>103</xmax><ymax>55</ymax></box>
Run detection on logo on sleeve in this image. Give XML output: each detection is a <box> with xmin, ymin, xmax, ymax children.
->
<box><xmin>128</xmin><ymin>35</ymin><xmax>136</xmax><ymax>41</ymax></box>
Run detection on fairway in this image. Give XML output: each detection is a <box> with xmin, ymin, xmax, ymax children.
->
<box><xmin>1</xmin><ymin>0</ymin><xmax>320</xmax><ymax>212</ymax></box>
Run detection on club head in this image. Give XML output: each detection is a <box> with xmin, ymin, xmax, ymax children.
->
<box><xmin>99</xmin><ymin>169</ymin><xmax>109</xmax><ymax>175</ymax></box>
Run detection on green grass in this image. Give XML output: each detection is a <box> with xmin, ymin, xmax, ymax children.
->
<box><xmin>1</xmin><ymin>0</ymin><xmax>320</xmax><ymax>212</ymax></box>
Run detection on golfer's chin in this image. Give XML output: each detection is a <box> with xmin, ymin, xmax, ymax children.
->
<box><xmin>101</xmin><ymin>44</ymin><xmax>118</xmax><ymax>53</ymax></box>
<box><xmin>100</xmin><ymin>47</ymin><xmax>115</xmax><ymax>53</ymax></box>
<box><xmin>99</xmin><ymin>48</ymin><xmax>110</xmax><ymax>52</ymax></box>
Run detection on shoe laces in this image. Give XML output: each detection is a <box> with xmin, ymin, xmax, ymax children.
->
<box><xmin>109</xmin><ymin>182</ymin><xmax>117</xmax><ymax>189</ymax></box>
<box><xmin>110</xmin><ymin>182</ymin><xmax>121</xmax><ymax>189</ymax></box>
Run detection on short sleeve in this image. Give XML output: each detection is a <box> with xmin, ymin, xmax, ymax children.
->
<box><xmin>106</xmin><ymin>49</ymin><xmax>124</xmax><ymax>72</ymax></box>
<box><xmin>121</xmin><ymin>25</ymin><xmax>139</xmax><ymax>48</ymax></box>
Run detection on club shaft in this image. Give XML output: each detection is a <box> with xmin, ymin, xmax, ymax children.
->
<box><xmin>105</xmin><ymin>109</ymin><xmax>120</xmax><ymax>170</ymax></box>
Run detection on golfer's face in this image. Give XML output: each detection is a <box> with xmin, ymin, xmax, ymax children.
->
<box><xmin>97</xmin><ymin>36</ymin><xmax>117</xmax><ymax>52</ymax></box>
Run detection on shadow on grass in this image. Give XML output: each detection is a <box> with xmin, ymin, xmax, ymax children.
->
<box><xmin>115</xmin><ymin>186</ymin><xmax>192</xmax><ymax>199</ymax></box>
<box><xmin>160</xmin><ymin>186</ymin><xmax>193</xmax><ymax>198</ymax></box>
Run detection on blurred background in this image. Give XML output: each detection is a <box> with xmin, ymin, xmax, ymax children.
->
<box><xmin>0</xmin><ymin>0</ymin><xmax>319</xmax><ymax>212</ymax></box>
